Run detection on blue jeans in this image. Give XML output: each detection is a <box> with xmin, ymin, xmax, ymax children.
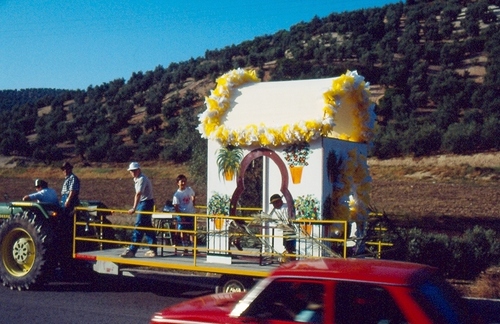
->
<box><xmin>129</xmin><ymin>199</ymin><xmax>156</xmax><ymax>253</ymax></box>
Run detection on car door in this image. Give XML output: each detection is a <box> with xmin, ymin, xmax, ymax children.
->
<box><xmin>333</xmin><ymin>281</ymin><xmax>408</xmax><ymax>324</ymax></box>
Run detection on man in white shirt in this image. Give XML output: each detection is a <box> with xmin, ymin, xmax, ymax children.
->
<box><xmin>269</xmin><ymin>194</ymin><xmax>296</xmax><ymax>255</ymax></box>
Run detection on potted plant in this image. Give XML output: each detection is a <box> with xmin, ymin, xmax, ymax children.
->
<box><xmin>216</xmin><ymin>145</ymin><xmax>244</xmax><ymax>181</ymax></box>
<box><xmin>283</xmin><ymin>142</ymin><xmax>312</xmax><ymax>184</ymax></box>
<box><xmin>294</xmin><ymin>194</ymin><xmax>320</xmax><ymax>234</ymax></box>
<box><xmin>208</xmin><ymin>192</ymin><xmax>231</xmax><ymax>230</ymax></box>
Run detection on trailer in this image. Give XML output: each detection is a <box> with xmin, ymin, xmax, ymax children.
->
<box><xmin>71</xmin><ymin>206</ymin><xmax>355</xmax><ymax>293</ymax></box>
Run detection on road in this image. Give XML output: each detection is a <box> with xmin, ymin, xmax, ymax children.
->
<box><xmin>1</xmin><ymin>273</ymin><xmax>499</xmax><ymax>324</ymax></box>
<box><xmin>0</xmin><ymin>274</ymin><xmax>215</xmax><ymax>324</ymax></box>
<box><xmin>467</xmin><ymin>298</ymin><xmax>500</xmax><ymax>324</ymax></box>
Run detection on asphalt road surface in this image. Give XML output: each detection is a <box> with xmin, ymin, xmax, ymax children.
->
<box><xmin>1</xmin><ymin>273</ymin><xmax>499</xmax><ymax>324</ymax></box>
<box><xmin>0</xmin><ymin>274</ymin><xmax>216</xmax><ymax>324</ymax></box>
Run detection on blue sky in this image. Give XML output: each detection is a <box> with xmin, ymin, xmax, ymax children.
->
<box><xmin>0</xmin><ymin>0</ymin><xmax>400</xmax><ymax>90</ymax></box>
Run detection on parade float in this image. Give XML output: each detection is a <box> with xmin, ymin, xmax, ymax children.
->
<box><xmin>199</xmin><ymin>68</ymin><xmax>376</xmax><ymax>260</ymax></box>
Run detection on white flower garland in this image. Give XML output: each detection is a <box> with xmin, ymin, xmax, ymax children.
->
<box><xmin>197</xmin><ymin>68</ymin><xmax>374</xmax><ymax>147</ymax></box>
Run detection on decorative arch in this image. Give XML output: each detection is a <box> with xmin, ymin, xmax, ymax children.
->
<box><xmin>230</xmin><ymin>148</ymin><xmax>294</xmax><ymax>219</ymax></box>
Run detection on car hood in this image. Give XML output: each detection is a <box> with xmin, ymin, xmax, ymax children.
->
<box><xmin>151</xmin><ymin>292</ymin><xmax>246</xmax><ymax>323</ymax></box>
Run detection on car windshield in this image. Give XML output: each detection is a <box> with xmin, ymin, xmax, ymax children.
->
<box><xmin>412</xmin><ymin>277</ymin><xmax>473</xmax><ymax>324</ymax></box>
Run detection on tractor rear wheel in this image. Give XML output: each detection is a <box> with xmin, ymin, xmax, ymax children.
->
<box><xmin>0</xmin><ymin>211</ymin><xmax>55</xmax><ymax>290</ymax></box>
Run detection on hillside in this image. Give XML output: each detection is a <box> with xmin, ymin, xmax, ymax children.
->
<box><xmin>0</xmin><ymin>0</ymin><xmax>500</xmax><ymax>175</ymax></box>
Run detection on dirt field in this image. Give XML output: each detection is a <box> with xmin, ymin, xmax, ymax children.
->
<box><xmin>1</xmin><ymin>152</ymin><xmax>499</xmax><ymax>233</ymax></box>
<box><xmin>368</xmin><ymin>152</ymin><xmax>500</xmax><ymax>233</ymax></box>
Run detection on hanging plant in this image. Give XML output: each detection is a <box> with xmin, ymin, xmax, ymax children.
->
<box><xmin>283</xmin><ymin>142</ymin><xmax>312</xmax><ymax>184</ymax></box>
<box><xmin>283</xmin><ymin>142</ymin><xmax>312</xmax><ymax>167</ymax></box>
<box><xmin>216</xmin><ymin>145</ymin><xmax>243</xmax><ymax>181</ymax></box>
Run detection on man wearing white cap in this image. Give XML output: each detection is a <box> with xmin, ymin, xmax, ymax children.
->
<box><xmin>23</xmin><ymin>179</ymin><xmax>59</xmax><ymax>205</ymax></box>
<box><xmin>121</xmin><ymin>162</ymin><xmax>157</xmax><ymax>258</ymax></box>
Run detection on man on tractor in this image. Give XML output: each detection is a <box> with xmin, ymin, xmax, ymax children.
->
<box><xmin>22</xmin><ymin>179</ymin><xmax>59</xmax><ymax>205</ymax></box>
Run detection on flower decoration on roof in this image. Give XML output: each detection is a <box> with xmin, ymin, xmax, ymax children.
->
<box><xmin>197</xmin><ymin>68</ymin><xmax>374</xmax><ymax>147</ymax></box>
<box><xmin>323</xmin><ymin>71</ymin><xmax>375</xmax><ymax>143</ymax></box>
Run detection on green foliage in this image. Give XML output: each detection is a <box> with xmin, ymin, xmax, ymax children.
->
<box><xmin>481</xmin><ymin>116</ymin><xmax>500</xmax><ymax>149</ymax></box>
<box><xmin>283</xmin><ymin>142</ymin><xmax>311</xmax><ymax>167</ymax></box>
<box><xmin>371</xmin><ymin>126</ymin><xmax>402</xmax><ymax>159</ymax></box>
<box><xmin>441</xmin><ymin>122</ymin><xmax>482</xmax><ymax>154</ymax></box>
<box><xmin>0</xmin><ymin>128</ymin><xmax>31</xmax><ymax>156</ymax></box>
<box><xmin>32</xmin><ymin>146</ymin><xmax>64</xmax><ymax>164</ymax></box>
<box><xmin>0</xmin><ymin>89</ymin><xmax>65</xmax><ymax>112</ymax></box>
<box><xmin>403</xmin><ymin>228</ymin><xmax>455</xmax><ymax>276</ymax></box>
<box><xmin>145</xmin><ymin>88</ymin><xmax>164</xmax><ymax>115</ymax></box>
<box><xmin>144</xmin><ymin>116</ymin><xmax>163</xmax><ymax>132</ymax></box>
<box><xmin>294</xmin><ymin>194</ymin><xmax>320</xmax><ymax>220</ymax></box>
<box><xmin>160</xmin><ymin>108</ymin><xmax>200</xmax><ymax>163</ymax></box>
<box><xmin>238</xmin><ymin>156</ymin><xmax>263</xmax><ymax>210</ymax></box>
<box><xmin>216</xmin><ymin>145</ymin><xmax>243</xmax><ymax>180</ymax></box>
<box><xmin>399</xmin><ymin>226</ymin><xmax>500</xmax><ymax>280</ymax></box>
<box><xmin>2</xmin><ymin>0</ymin><xmax>500</xmax><ymax>163</ymax></box>
<box><xmin>207</xmin><ymin>192</ymin><xmax>231</xmax><ymax>215</ymax></box>
<box><xmin>405</xmin><ymin>122</ymin><xmax>442</xmax><ymax>157</ymax></box>
<box><xmin>187</xmin><ymin>136</ymin><xmax>207</xmax><ymax>188</ymax></box>
<box><xmin>107</xmin><ymin>144</ymin><xmax>133</xmax><ymax>163</ymax></box>
<box><xmin>134</xmin><ymin>132</ymin><xmax>162</xmax><ymax>161</ymax></box>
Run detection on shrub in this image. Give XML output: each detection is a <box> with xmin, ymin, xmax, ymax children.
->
<box><xmin>406</xmin><ymin>123</ymin><xmax>442</xmax><ymax>157</ymax></box>
<box><xmin>448</xmin><ymin>238</ymin><xmax>479</xmax><ymax>280</ymax></box>
<box><xmin>401</xmin><ymin>228</ymin><xmax>454</xmax><ymax>276</ymax></box>
<box><xmin>399</xmin><ymin>226</ymin><xmax>500</xmax><ymax>280</ymax></box>
<box><xmin>441</xmin><ymin>122</ymin><xmax>481</xmax><ymax>154</ymax></box>
<box><xmin>481</xmin><ymin>116</ymin><xmax>500</xmax><ymax>149</ymax></box>
<box><xmin>371</xmin><ymin>128</ymin><xmax>402</xmax><ymax>158</ymax></box>
<box><xmin>447</xmin><ymin>226</ymin><xmax>500</xmax><ymax>280</ymax></box>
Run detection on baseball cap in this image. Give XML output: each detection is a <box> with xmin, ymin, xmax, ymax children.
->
<box><xmin>34</xmin><ymin>179</ymin><xmax>48</xmax><ymax>188</ymax></box>
<box><xmin>127</xmin><ymin>162</ymin><xmax>140</xmax><ymax>171</ymax></box>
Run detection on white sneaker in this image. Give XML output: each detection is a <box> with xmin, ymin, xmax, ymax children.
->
<box><xmin>144</xmin><ymin>250</ymin><xmax>156</xmax><ymax>258</ymax></box>
<box><xmin>120</xmin><ymin>249</ymin><xmax>135</xmax><ymax>258</ymax></box>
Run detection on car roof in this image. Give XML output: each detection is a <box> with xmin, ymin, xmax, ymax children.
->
<box><xmin>270</xmin><ymin>258</ymin><xmax>437</xmax><ymax>286</ymax></box>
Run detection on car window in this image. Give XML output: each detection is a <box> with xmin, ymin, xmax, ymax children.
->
<box><xmin>334</xmin><ymin>282</ymin><xmax>407</xmax><ymax>324</ymax></box>
<box><xmin>241</xmin><ymin>279</ymin><xmax>325</xmax><ymax>323</ymax></box>
<box><xmin>412</xmin><ymin>277</ymin><xmax>474</xmax><ymax>324</ymax></box>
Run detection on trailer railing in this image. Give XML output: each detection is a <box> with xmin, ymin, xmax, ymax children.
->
<box><xmin>73</xmin><ymin>206</ymin><xmax>395</xmax><ymax>264</ymax></box>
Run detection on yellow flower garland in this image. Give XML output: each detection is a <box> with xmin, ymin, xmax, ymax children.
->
<box><xmin>197</xmin><ymin>68</ymin><xmax>374</xmax><ymax>147</ymax></box>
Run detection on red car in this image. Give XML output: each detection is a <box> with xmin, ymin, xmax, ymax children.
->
<box><xmin>151</xmin><ymin>258</ymin><xmax>481</xmax><ymax>324</ymax></box>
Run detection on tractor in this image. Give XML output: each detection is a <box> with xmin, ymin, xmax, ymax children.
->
<box><xmin>0</xmin><ymin>200</ymin><xmax>111</xmax><ymax>290</ymax></box>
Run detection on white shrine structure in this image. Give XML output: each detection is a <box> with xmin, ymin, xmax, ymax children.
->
<box><xmin>197</xmin><ymin>69</ymin><xmax>376</xmax><ymax>261</ymax></box>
